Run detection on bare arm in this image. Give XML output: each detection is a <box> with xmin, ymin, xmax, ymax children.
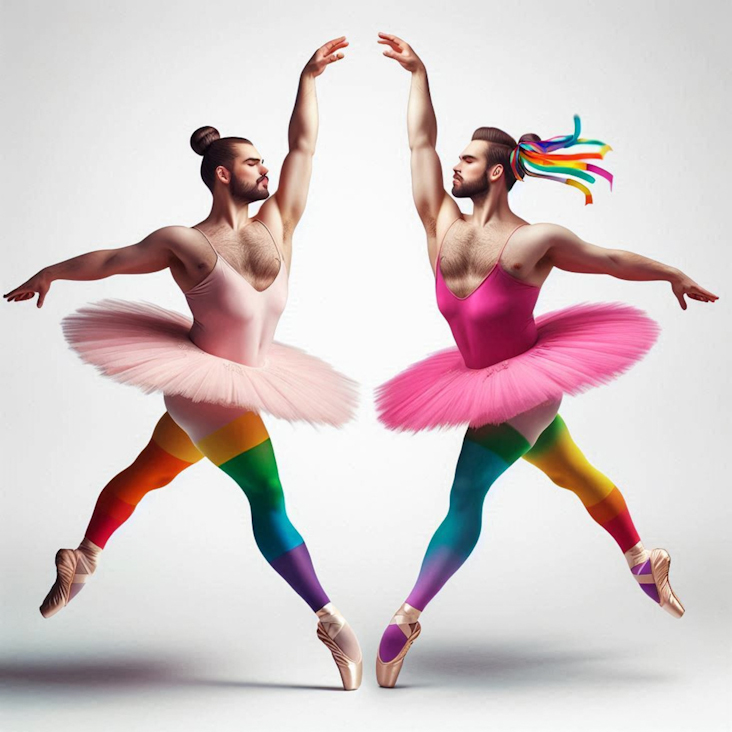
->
<box><xmin>258</xmin><ymin>36</ymin><xmax>347</xmax><ymax>239</ymax></box>
<box><xmin>3</xmin><ymin>226</ymin><xmax>187</xmax><ymax>308</ymax></box>
<box><xmin>379</xmin><ymin>33</ymin><xmax>460</xmax><ymax>269</ymax></box>
<box><xmin>537</xmin><ymin>223</ymin><xmax>719</xmax><ymax>310</ymax></box>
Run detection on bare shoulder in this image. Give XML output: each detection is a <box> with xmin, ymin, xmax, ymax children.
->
<box><xmin>519</xmin><ymin>222</ymin><xmax>578</xmax><ymax>245</ymax></box>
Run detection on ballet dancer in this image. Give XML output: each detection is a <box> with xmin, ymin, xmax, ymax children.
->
<box><xmin>373</xmin><ymin>32</ymin><xmax>718</xmax><ymax>687</ymax></box>
<box><xmin>4</xmin><ymin>36</ymin><xmax>363</xmax><ymax>690</ymax></box>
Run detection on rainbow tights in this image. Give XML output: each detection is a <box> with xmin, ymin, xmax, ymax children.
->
<box><xmin>81</xmin><ymin>396</ymin><xmax>330</xmax><ymax>612</ymax></box>
<box><xmin>379</xmin><ymin>401</ymin><xmax>650</xmax><ymax>662</ymax></box>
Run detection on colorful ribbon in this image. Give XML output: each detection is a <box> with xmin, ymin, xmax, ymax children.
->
<box><xmin>509</xmin><ymin>115</ymin><xmax>613</xmax><ymax>205</ymax></box>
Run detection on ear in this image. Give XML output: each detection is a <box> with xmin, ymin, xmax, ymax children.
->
<box><xmin>215</xmin><ymin>165</ymin><xmax>231</xmax><ymax>185</ymax></box>
<box><xmin>490</xmin><ymin>163</ymin><xmax>504</xmax><ymax>182</ymax></box>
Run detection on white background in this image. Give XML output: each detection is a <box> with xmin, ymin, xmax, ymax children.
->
<box><xmin>1</xmin><ymin>1</ymin><xmax>730</xmax><ymax>730</ymax></box>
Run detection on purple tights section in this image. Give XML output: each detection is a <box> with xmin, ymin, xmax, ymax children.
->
<box><xmin>379</xmin><ymin>624</ymin><xmax>412</xmax><ymax>663</ymax></box>
<box><xmin>269</xmin><ymin>542</ymin><xmax>330</xmax><ymax>612</ymax></box>
<box><xmin>640</xmin><ymin>582</ymin><xmax>660</xmax><ymax>603</ymax></box>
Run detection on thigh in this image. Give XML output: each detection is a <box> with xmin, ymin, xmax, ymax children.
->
<box><xmin>163</xmin><ymin>393</ymin><xmax>262</xmax><ymax>446</ymax></box>
<box><xmin>505</xmin><ymin>396</ymin><xmax>564</xmax><ymax>448</ymax></box>
<box><xmin>163</xmin><ymin>394</ymin><xmax>275</xmax><ymax>478</ymax></box>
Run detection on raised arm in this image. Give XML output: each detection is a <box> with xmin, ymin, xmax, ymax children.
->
<box><xmin>533</xmin><ymin>223</ymin><xmax>719</xmax><ymax>310</ymax></box>
<box><xmin>2</xmin><ymin>226</ymin><xmax>191</xmax><ymax>309</ymax></box>
<box><xmin>379</xmin><ymin>33</ymin><xmax>460</xmax><ymax>270</ymax></box>
<box><xmin>258</xmin><ymin>36</ymin><xmax>347</xmax><ymax>245</ymax></box>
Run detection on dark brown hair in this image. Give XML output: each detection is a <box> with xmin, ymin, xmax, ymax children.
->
<box><xmin>470</xmin><ymin>127</ymin><xmax>541</xmax><ymax>191</ymax></box>
<box><xmin>190</xmin><ymin>126</ymin><xmax>253</xmax><ymax>192</ymax></box>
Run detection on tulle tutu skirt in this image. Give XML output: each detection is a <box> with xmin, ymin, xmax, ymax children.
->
<box><xmin>61</xmin><ymin>299</ymin><xmax>358</xmax><ymax>427</ymax></box>
<box><xmin>375</xmin><ymin>301</ymin><xmax>660</xmax><ymax>431</ymax></box>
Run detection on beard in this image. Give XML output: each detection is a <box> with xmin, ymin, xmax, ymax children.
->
<box><xmin>230</xmin><ymin>174</ymin><xmax>270</xmax><ymax>203</ymax></box>
<box><xmin>452</xmin><ymin>175</ymin><xmax>489</xmax><ymax>198</ymax></box>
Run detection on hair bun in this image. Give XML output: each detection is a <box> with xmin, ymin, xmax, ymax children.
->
<box><xmin>190</xmin><ymin>126</ymin><xmax>220</xmax><ymax>156</ymax></box>
<box><xmin>518</xmin><ymin>133</ymin><xmax>541</xmax><ymax>144</ymax></box>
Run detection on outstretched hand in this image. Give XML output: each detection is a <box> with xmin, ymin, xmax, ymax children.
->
<box><xmin>303</xmin><ymin>36</ymin><xmax>348</xmax><ymax>77</ymax></box>
<box><xmin>3</xmin><ymin>271</ymin><xmax>52</xmax><ymax>308</ymax></box>
<box><xmin>671</xmin><ymin>273</ymin><xmax>718</xmax><ymax>310</ymax></box>
<box><xmin>377</xmin><ymin>32</ymin><xmax>424</xmax><ymax>73</ymax></box>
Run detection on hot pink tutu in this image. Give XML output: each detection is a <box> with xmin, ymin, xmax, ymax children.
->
<box><xmin>62</xmin><ymin>299</ymin><xmax>358</xmax><ymax>427</ymax></box>
<box><xmin>375</xmin><ymin>301</ymin><xmax>660</xmax><ymax>431</ymax></box>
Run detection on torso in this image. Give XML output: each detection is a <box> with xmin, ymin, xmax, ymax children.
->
<box><xmin>437</xmin><ymin>217</ymin><xmax>553</xmax><ymax>295</ymax></box>
<box><xmin>435</xmin><ymin>218</ymin><xmax>547</xmax><ymax>369</ymax></box>
<box><xmin>172</xmin><ymin>218</ymin><xmax>285</xmax><ymax>294</ymax></box>
<box><xmin>175</xmin><ymin>220</ymin><xmax>289</xmax><ymax>368</ymax></box>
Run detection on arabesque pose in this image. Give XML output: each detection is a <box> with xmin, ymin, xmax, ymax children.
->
<box><xmin>373</xmin><ymin>32</ymin><xmax>718</xmax><ymax>688</ymax></box>
<box><xmin>4</xmin><ymin>37</ymin><xmax>363</xmax><ymax>691</ymax></box>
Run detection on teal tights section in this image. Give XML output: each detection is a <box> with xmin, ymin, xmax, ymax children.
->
<box><xmin>219</xmin><ymin>439</ymin><xmax>304</xmax><ymax>563</ymax></box>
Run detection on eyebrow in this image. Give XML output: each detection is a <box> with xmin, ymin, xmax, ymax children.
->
<box><xmin>243</xmin><ymin>157</ymin><xmax>263</xmax><ymax>163</ymax></box>
<box><xmin>459</xmin><ymin>155</ymin><xmax>477</xmax><ymax>161</ymax></box>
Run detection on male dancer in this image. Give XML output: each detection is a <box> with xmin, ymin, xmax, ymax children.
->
<box><xmin>374</xmin><ymin>32</ymin><xmax>718</xmax><ymax>687</ymax></box>
<box><xmin>4</xmin><ymin>36</ymin><xmax>362</xmax><ymax>690</ymax></box>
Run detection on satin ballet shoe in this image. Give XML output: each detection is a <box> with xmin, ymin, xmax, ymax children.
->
<box><xmin>39</xmin><ymin>547</ymin><xmax>97</xmax><ymax>618</ymax></box>
<box><xmin>376</xmin><ymin>604</ymin><xmax>422</xmax><ymax>688</ymax></box>
<box><xmin>316</xmin><ymin>607</ymin><xmax>363</xmax><ymax>691</ymax></box>
<box><xmin>631</xmin><ymin>548</ymin><xmax>685</xmax><ymax>618</ymax></box>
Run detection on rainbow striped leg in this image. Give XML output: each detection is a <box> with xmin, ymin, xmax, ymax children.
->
<box><xmin>163</xmin><ymin>395</ymin><xmax>330</xmax><ymax>612</ymax></box>
<box><xmin>522</xmin><ymin>415</ymin><xmax>664</xmax><ymax>604</ymax></box>
<box><xmin>378</xmin><ymin>399</ymin><xmax>562</xmax><ymax>668</ymax></box>
<box><xmin>40</xmin><ymin>412</ymin><xmax>203</xmax><ymax>617</ymax></box>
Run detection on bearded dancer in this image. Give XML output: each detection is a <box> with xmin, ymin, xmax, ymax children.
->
<box><xmin>373</xmin><ymin>33</ymin><xmax>718</xmax><ymax>688</ymax></box>
<box><xmin>4</xmin><ymin>37</ymin><xmax>363</xmax><ymax>691</ymax></box>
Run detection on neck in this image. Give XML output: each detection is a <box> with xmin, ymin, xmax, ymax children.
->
<box><xmin>203</xmin><ymin>195</ymin><xmax>253</xmax><ymax>230</ymax></box>
<box><xmin>469</xmin><ymin>187</ymin><xmax>514</xmax><ymax>227</ymax></box>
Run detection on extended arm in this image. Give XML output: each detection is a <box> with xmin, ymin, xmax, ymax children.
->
<box><xmin>3</xmin><ymin>226</ymin><xmax>188</xmax><ymax>308</ymax></box>
<box><xmin>379</xmin><ymin>33</ymin><xmax>460</xmax><ymax>268</ymax></box>
<box><xmin>259</xmin><ymin>36</ymin><xmax>347</xmax><ymax>240</ymax></box>
<box><xmin>537</xmin><ymin>223</ymin><xmax>719</xmax><ymax>310</ymax></box>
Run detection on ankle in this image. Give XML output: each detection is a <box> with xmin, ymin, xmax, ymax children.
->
<box><xmin>624</xmin><ymin>541</ymin><xmax>650</xmax><ymax>570</ymax></box>
<box><xmin>77</xmin><ymin>538</ymin><xmax>102</xmax><ymax>571</ymax></box>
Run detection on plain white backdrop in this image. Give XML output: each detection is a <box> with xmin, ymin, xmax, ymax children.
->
<box><xmin>1</xmin><ymin>1</ymin><xmax>730</xmax><ymax>730</ymax></box>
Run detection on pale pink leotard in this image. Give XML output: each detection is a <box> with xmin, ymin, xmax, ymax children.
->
<box><xmin>185</xmin><ymin>221</ymin><xmax>287</xmax><ymax>368</ymax></box>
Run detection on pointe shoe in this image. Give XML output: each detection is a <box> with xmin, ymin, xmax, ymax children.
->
<box><xmin>631</xmin><ymin>548</ymin><xmax>685</xmax><ymax>618</ymax></box>
<box><xmin>649</xmin><ymin>548</ymin><xmax>685</xmax><ymax>618</ymax></box>
<box><xmin>376</xmin><ymin>604</ymin><xmax>422</xmax><ymax>688</ymax></box>
<box><xmin>39</xmin><ymin>547</ymin><xmax>96</xmax><ymax>619</ymax></box>
<box><xmin>316</xmin><ymin>606</ymin><xmax>363</xmax><ymax>691</ymax></box>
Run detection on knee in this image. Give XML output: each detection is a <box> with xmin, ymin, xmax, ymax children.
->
<box><xmin>447</xmin><ymin>475</ymin><xmax>485</xmax><ymax>514</ymax></box>
<box><xmin>243</xmin><ymin>474</ymin><xmax>286</xmax><ymax>510</ymax></box>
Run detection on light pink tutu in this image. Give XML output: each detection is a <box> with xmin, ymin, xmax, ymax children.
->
<box><xmin>61</xmin><ymin>299</ymin><xmax>358</xmax><ymax>426</ymax></box>
<box><xmin>376</xmin><ymin>301</ymin><xmax>660</xmax><ymax>431</ymax></box>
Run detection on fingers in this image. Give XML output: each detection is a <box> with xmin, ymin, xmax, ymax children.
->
<box><xmin>3</xmin><ymin>289</ymin><xmax>30</xmax><ymax>302</ymax></box>
<box><xmin>326</xmin><ymin>51</ymin><xmax>345</xmax><ymax>64</ymax></box>
<box><xmin>378</xmin><ymin>32</ymin><xmax>405</xmax><ymax>49</ymax></box>
<box><xmin>323</xmin><ymin>36</ymin><xmax>348</xmax><ymax>53</ymax></box>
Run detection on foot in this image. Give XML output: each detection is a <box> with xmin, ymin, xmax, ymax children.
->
<box><xmin>630</xmin><ymin>548</ymin><xmax>684</xmax><ymax>618</ymax></box>
<box><xmin>39</xmin><ymin>539</ymin><xmax>101</xmax><ymax>618</ymax></box>
<box><xmin>376</xmin><ymin>602</ymin><xmax>422</xmax><ymax>688</ymax></box>
<box><xmin>315</xmin><ymin>603</ymin><xmax>363</xmax><ymax>690</ymax></box>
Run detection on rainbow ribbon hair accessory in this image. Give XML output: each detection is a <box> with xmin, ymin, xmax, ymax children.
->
<box><xmin>509</xmin><ymin>115</ymin><xmax>613</xmax><ymax>205</ymax></box>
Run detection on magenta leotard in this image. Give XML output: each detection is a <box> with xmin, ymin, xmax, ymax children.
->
<box><xmin>436</xmin><ymin>223</ymin><xmax>539</xmax><ymax>369</ymax></box>
<box><xmin>376</xmin><ymin>220</ymin><xmax>661</xmax><ymax>430</ymax></box>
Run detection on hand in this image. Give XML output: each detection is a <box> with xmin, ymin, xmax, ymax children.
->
<box><xmin>671</xmin><ymin>272</ymin><xmax>719</xmax><ymax>310</ymax></box>
<box><xmin>377</xmin><ymin>32</ymin><xmax>425</xmax><ymax>73</ymax></box>
<box><xmin>3</xmin><ymin>270</ymin><xmax>52</xmax><ymax>308</ymax></box>
<box><xmin>303</xmin><ymin>36</ymin><xmax>348</xmax><ymax>78</ymax></box>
